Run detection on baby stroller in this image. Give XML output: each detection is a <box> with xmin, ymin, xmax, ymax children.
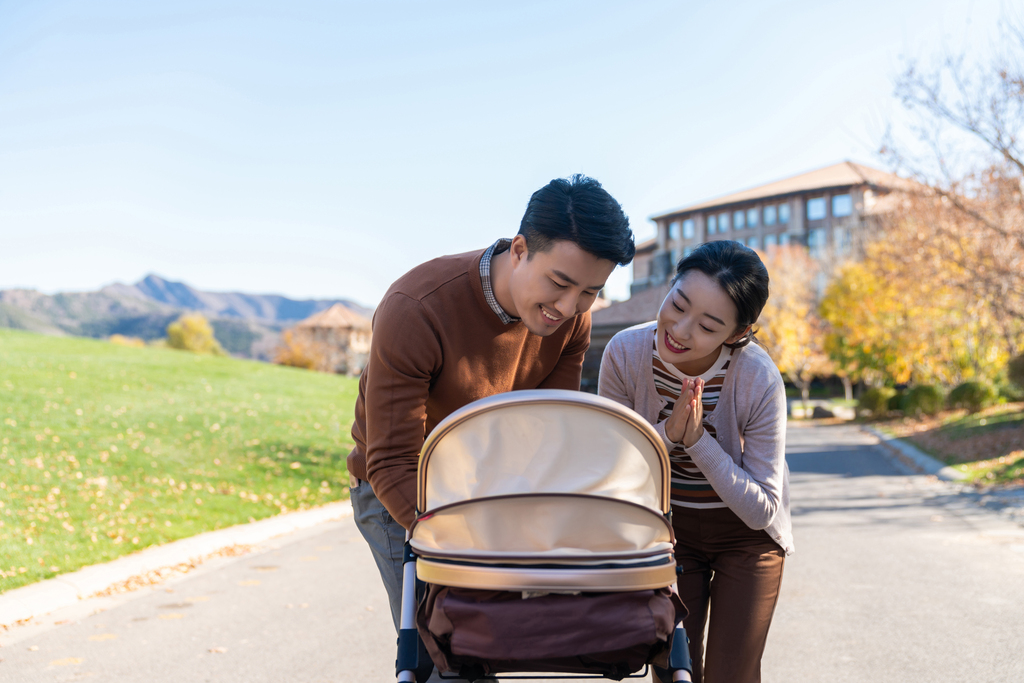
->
<box><xmin>395</xmin><ymin>389</ymin><xmax>693</xmax><ymax>682</ymax></box>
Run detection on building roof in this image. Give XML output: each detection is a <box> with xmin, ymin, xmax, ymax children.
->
<box><xmin>651</xmin><ymin>161</ymin><xmax>908</xmax><ymax>219</ymax></box>
<box><xmin>635</xmin><ymin>237</ymin><xmax>657</xmax><ymax>254</ymax></box>
<box><xmin>296</xmin><ymin>303</ymin><xmax>371</xmax><ymax>330</ymax></box>
<box><xmin>592</xmin><ymin>281</ymin><xmax>672</xmax><ymax>328</ymax></box>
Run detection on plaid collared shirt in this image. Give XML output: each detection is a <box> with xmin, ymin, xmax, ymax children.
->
<box><xmin>479</xmin><ymin>238</ymin><xmax>521</xmax><ymax>324</ymax></box>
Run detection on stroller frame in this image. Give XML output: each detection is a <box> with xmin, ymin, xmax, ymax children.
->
<box><xmin>394</xmin><ymin>390</ymin><xmax>694</xmax><ymax>683</ymax></box>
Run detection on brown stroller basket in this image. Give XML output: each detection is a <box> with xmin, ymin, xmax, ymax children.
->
<box><xmin>395</xmin><ymin>390</ymin><xmax>693</xmax><ymax>682</ymax></box>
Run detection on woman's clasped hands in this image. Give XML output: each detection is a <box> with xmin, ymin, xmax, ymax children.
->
<box><xmin>663</xmin><ymin>377</ymin><xmax>705</xmax><ymax>448</ymax></box>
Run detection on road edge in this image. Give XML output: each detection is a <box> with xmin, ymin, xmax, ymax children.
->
<box><xmin>862</xmin><ymin>425</ymin><xmax>969</xmax><ymax>481</ymax></box>
<box><xmin>0</xmin><ymin>501</ymin><xmax>353</xmax><ymax>629</ymax></box>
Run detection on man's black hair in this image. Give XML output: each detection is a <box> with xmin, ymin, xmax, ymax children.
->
<box><xmin>518</xmin><ymin>174</ymin><xmax>635</xmax><ymax>266</ymax></box>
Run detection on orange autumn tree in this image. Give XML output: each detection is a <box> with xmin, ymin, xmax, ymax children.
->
<box><xmin>822</xmin><ymin>212</ymin><xmax>1015</xmax><ymax>387</ymax></box>
<box><xmin>757</xmin><ymin>246</ymin><xmax>833</xmax><ymax>410</ymax></box>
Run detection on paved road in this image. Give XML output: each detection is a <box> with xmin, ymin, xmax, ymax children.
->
<box><xmin>764</xmin><ymin>424</ymin><xmax>1024</xmax><ymax>682</ymax></box>
<box><xmin>2</xmin><ymin>423</ymin><xmax>1023</xmax><ymax>682</ymax></box>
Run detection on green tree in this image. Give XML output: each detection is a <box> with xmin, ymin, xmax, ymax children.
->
<box><xmin>166</xmin><ymin>313</ymin><xmax>226</xmax><ymax>355</ymax></box>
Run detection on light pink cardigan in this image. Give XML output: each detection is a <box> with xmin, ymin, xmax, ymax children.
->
<box><xmin>598</xmin><ymin>322</ymin><xmax>793</xmax><ymax>555</ymax></box>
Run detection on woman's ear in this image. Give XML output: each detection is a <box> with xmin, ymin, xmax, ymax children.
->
<box><xmin>727</xmin><ymin>325</ymin><xmax>752</xmax><ymax>345</ymax></box>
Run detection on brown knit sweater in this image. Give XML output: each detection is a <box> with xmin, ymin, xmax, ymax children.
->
<box><xmin>346</xmin><ymin>248</ymin><xmax>591</xmax><ymax>528</ymax></box>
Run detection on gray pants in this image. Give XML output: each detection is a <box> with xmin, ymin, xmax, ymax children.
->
<box><xmin>350</xmin><ymin>478</ymin><xmax>406</xmax><ymax>631</ymax></box>
<box><xmin>350</xmin><ymin>478</ymin><xmax>467</xmax><ymax>683</ymax></box>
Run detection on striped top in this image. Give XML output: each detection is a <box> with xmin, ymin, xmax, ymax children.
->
<box><xmin>652</xmin><ymin>336</ymin><xmax>733</xmax><ymax>509</ymax></box>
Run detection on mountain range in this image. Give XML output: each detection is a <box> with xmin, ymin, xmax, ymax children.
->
<box><xmin>0</xmin><ymin>274</ymin><xmax>374</xmax><ymax>360</ymax></box>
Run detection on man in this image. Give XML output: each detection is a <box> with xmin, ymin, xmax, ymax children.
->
<box><xmin>347</xmin><ymin>174</ymin><xmax>635</xmax><ymax>634</ymax></box>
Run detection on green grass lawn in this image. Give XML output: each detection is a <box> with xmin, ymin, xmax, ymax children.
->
<box><xmin>0</xmin><ymin>329</ymin><xmax>359</xmax><ymax>593</ymax></box>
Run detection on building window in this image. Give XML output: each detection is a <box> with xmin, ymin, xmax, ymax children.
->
<box><xmin>764</xmin><ymin>234</ymin><xmax>777</xmax><ymax>248</ymax></box>
<box><xmin>719</xmin><ymin>212</ymin><xmax>730</xmax><ymax>231</ymax></box>
<box><xmin>707</xmin><ymin>214</ymin><xmax>717</xmax><ymax>234</ymax></box>
<box><xmin>807</xmin><ymin>197</ymin><xmax>826</xmax><ymax>221</ymax></box>
<box><xmin>832</xmin><ymin>194</ymin><xmax>852</xmax><ymax>217</ymax></box>
<box><xmin>778</xmin><ymin>203</ymin><xmax>790</xmax><ymax>224</ymax></box>
<box><xmin>746</xmin><ymin>208</ymin><xmax>759</xmax><ymax>227</ymax></box>
<box><xmin>682</xmin><ymin>218</ymin><xmax>695</xmax><ymax>239</ymax></box>
<box><xmin>779</xmin><ymin>233</ymin><xmax>790</xmax><ymax>246</ymax></box>
<box><xmin>835</xmin><ymin>227</ymin><xmax>852</xmax><ymax>253</ymax></box>
<box><xmin>808</xmin><ymin>227</ymin><xmax>826</xmax><ymax>256</ymax></box>
<box><xmin>764</xmin><ymin>205</ymin><xmax>777</xmax><ymax>225</ymax></box>
<box><xmin>733</xmin><ymin>210</ymin><xmax>745</xmax><ymax>230</ymax></box>
<box><xmin>747</xmin><ymin>236</ymin><xmax>760</xmax><ymax>249</ymax></box>
<box><xmin>668</xmin><ymin>220</ymin><xmax>680</xmax><ymax>240</ymax></box>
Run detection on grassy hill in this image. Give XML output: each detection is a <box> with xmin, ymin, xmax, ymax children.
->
<box><xmin>0</xmin><ymin>329</ymin><xmax>359</xmax><ymax>593</ymax></box>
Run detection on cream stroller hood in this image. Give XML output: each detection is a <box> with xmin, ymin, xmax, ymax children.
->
<box><xmin>417</xmin><ymin>389</ymin><xmax>670</xmax><ymax>515</ymax></box>
<box><xmin>411</xmin><ymin>390</ymin><xmax>675</xmax><ymax>591</ymax></box>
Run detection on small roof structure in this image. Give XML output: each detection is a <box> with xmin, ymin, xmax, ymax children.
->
<box><xmin>592</xmin><ymin>282</ymin><xmax>672</xmax><ymax>329</ymax></box>
<box><xmin>296</xmin><ymin>303</ymin><xmax>371</xmax><ymax>330</ymax></box>
<box><xmin>651</xmin><ymin>161</ymin><xmax>909</xmax><ymax>219</ymax></box>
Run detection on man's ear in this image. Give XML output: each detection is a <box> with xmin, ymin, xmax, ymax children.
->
<box><xmin>727</xmin><ymin>325</ymin><xmax>752</xmax><ymax>344</ymax></box>
<box><xmin>509</xmin><ymin>234</ymin><xmax>529</xmax><ymax>265</ymax></box>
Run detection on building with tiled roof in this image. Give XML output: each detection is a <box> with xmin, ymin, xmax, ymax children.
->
<box><xmin>630</xmin><ymin>160</ymin><xmax>906</xmax><ymax>294</ymax></box>
<box><xmin>580</xmin><ymin>161</ymin><xmax>906</xmax><ymax>390</ymax></box>
<box><xmin>290</xmin><ymin>303</ymin><xmax>371</xmax><ymax>375</ymax></box>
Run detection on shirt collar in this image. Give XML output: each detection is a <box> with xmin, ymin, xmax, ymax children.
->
<box><xmin>479</xmin><ymin>238</ymin><xmax>520</xmax><ymax>324</ymax></box>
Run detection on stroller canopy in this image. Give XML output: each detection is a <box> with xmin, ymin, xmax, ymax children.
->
<box><xmin>418</xmin><ymin>389</ymin><xmax>670</xmax><ymax>515</ymax></box>
<box><xmin>412</xmin><ymin>389</ymin><xmax>676</xmax><ymax>591</ymax></box>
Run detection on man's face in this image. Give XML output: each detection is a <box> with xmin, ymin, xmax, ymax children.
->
<box><xmin>506</xmin><ymin>236</ymin><xmax>617</xmax><ymax>336</ymax></box>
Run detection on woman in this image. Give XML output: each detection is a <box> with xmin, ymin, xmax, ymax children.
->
<box><xmin>598</xmin><ymin>240</ymin><xmax>792</xmax><ymax>683</ymax></box>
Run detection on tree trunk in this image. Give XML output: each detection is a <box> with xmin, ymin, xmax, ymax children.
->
<box><xmin>842</xmin><ymin>376</ymin><xmax>853</xmax><ymax>402</ymax></box>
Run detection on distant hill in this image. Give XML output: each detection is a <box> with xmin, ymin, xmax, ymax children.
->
<box><xmin>0</xmin><ymin>274</ymin><xmax>374</xmax><ymax>361</ymax></box>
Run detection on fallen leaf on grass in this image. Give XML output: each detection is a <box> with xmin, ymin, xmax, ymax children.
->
<box><xmin>158</xmin><ymin>613</ymin><xmax>184</xmax><ymax>620</ymax></box>
<box><xmin>28</xmin><ymin>645</ymin><xmax>39</xmax><ymax>651</ymax></box>
<box><xmin>208</xmin><ymin>647</ymin><xmax>228</xmax><ymax>654</ymax></box>
<box><xmin>237</xmin><ymin>580</ymin><xmax>261</xmax><ymax>586</ymax></box>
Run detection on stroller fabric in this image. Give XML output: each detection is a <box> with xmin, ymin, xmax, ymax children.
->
<box><xmin>417</xmin><ymin>584</ymin><xmax>685</xmax><ymax>680</ymax></box>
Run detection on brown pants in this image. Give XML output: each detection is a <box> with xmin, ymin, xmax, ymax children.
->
<box><xmin>667</xmin><ymin>506</ymin><xmax>785</xmax><ymax>683</ymax></box>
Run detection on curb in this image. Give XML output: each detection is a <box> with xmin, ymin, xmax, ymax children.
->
<box><xmin>0</xmin><ymin>501</ymin><xmax>353</xmax><ymax>628</ymax></box>
<box><xmin>862</xmin><ymin>426</ymin><xmax>969</xmax><ymax>481</ymax></box>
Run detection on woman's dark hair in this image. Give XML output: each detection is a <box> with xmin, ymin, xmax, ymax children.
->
<box><xmin>673</xmin><ymin>240</ymin><xmax>769</xmax><ymax>349</ymax></box>
<box><xmin>518</xmin><ymin>174</ymin><xmax>635</xmax><ymax>266</ymax></box>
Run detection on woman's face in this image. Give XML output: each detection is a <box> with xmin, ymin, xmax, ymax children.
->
<box><xmin>656</xmin><ymin>270</ymin><xmax>748</xmax><ymax>376</ymax></box>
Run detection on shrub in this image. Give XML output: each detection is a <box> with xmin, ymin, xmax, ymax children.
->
<box><xmin>997</xmin><ymin>381</ymin><xmax>1024</xmax><ymax>402</ymax></box>
<box><xmin>859</xmin><ymin>387</ymin><xmax>896</xmax><ymax>417</ymax></box>
<box><xmin>1009</xmin><ymin>354</ymin><xmax>1024</xmax><ymax>391</ymax></box>
<box><xmin>948</xmin><ymin>381</ymin><xmax>996</xmax><ymax>413</ymax></box>
<box><xmin>166</xmin><ymin>314</ymin><xmax>226</xmax><ymax>356</ymax></box>
<box><xmin>901</xmin><ymin>385</ymin><xmax>944</xmax><ymax>417</ymax></box>
<box><xmin>887</xmin><ymin>390</ymin><xmax>905</xmax><ymax>413</ymax></box>
<box><xmin>108</xmin><ymin>334</ymin><xmax>146</xmax><ymax>348</ymax></box>
<box><xmin>274</xmin><ymin>329</ymin><xmax>333</xmax><ymax>372</ymax></box>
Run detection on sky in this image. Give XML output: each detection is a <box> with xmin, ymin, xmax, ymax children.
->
<box><xmin>0</xmin><ymin>0</ymin><xmax>1012</xmax><ymax>307</ymax></box>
